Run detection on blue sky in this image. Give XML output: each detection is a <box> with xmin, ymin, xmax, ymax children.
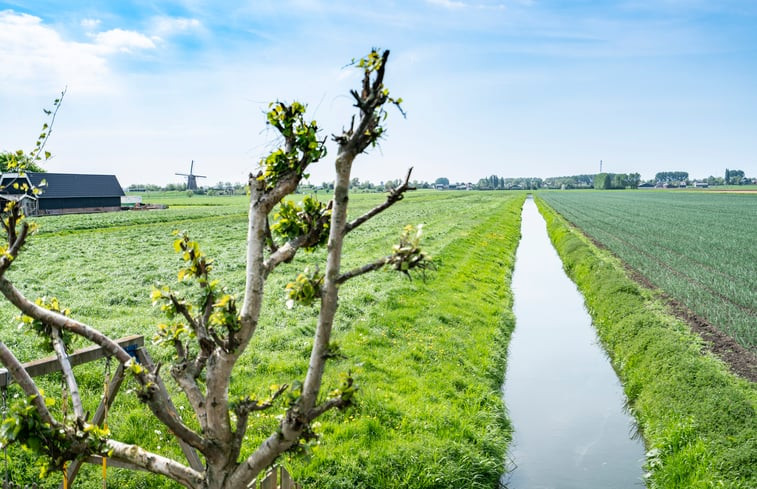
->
<box><xmin>1</xmin><ymin>1</ymin><xmax>756</xmax><ymax>187</ymax></box>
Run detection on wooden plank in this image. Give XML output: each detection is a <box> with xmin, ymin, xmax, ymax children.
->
<box><xmin>50</xmin><ymin>327</ymin><xmax>84</xmax><ymax>419</ymax></box>
<box><xmin>83</xmin><ymin>456</ymin><xmax>150</xmax><ymax>473</ymax></box>
<box><xmin>61</xmin><ymin>362</ymin><xmax>126</xmax><ymax>489</ymax></box>
<box><xmin>0</xmin><ymin>335</ymin><xmax>144</xmax><ymax>388</ymax></box>
<box><xmin>280</xmin><ymin>466</ymin><xmax>294</xmax><ymax>489</ymax></box>
<box><xmin>135</xmin><ymin>347</ymin><xmax>205</xmax><ymax>472</ymax></box>
<box><xmin>261</xmin><ymin>468</ymin><xmax>277</xmax><ymax>489</ymax></box>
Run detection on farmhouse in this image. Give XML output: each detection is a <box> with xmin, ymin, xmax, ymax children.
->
<box><xmin>0</xmin><ymin>172</ymin><xmax>125</xmax><ymax>216</ymax></box>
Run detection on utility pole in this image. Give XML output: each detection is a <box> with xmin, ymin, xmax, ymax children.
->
<box><xmin>600</xmin><ymin>159</ymin><xmax>603</xmax><ymax>173</ymax></box>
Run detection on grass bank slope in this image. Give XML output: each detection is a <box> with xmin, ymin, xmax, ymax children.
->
<box><xmin>292</xmin><ymin>193</ymin><xmax>524</xmax><ymax>488</ymax></box>
<box><xmin>536</xmin><ymin>197</ymin><xmax>756</xmax><ymax>489</ymax></box>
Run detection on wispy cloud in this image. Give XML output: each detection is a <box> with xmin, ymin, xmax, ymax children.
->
<box><xmin>150</xmin><ymin>16</ymin><xmax>203</xmax><ymax>37</ymax></box>
<box><xmin>80</xmin><ymin>18</ymin><xmax>101</xmax><ymax>30</ymax></box>
<box><xmin>426</xmin><ymin>0</ymin><xmax>507</xmax><ymax>9</ymax></box>
<box><xmin>427</xmin><ymin>0</ymin><xmax>467</xmax><ymax>8</ymax></box>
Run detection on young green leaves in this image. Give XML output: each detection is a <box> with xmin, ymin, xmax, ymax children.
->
<box><xmin>285</xmin><ymin>266</ymin><xmax>324</xmax><ymax>309</ymax></box>
<box><xmin>271</xmin><ymin>195</ymin><xmax>331</xmax><ymax>251</ymax></box>
<box><xmin>17</xmin><ymin>297</ymin><xmax>75</xmax><ymax>353</ymax></box>
<box><xmin>259</xmin><ymin>102</ymin><xmax>326</xmax><ymax>189</ymax></box>
<box><xmin>388</xmin><ymin>224</ymin><xmax>433</xmax><ymax>279</ymax></box>
<box><xmin>172</xmin><ymin>231</ymin><xmax>213</xmax><ymax>283</ymax></box>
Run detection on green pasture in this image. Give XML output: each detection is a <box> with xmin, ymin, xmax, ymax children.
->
<box><xmin>0</xmin><ymin>190</ymin><xmax>523</xmax><ymax>488</ymax></box>
<box><xmin>536</xmin><ymin>196</ymin><xmax>757</xmax><ymax>489</ymax></box>
<box><xmin>538</xmin><ymin>190</ymin><xmax>757</xmax><ymax>352</ymax></box>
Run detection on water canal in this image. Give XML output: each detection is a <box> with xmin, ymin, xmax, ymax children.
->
<box><xmin>502</xmin><ymin>197</ymin><xmax>645</xmax><ymax>488</ymax></box>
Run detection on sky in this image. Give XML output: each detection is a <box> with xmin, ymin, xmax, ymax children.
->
<box><xmin>1</xmin><ymin>1</ymin><xmax>756</xmax><ymax>187</ymax></box>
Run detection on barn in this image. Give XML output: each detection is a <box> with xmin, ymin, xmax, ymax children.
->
<box><xmin>0</xmin><ymin>172</ymin><xmax>125</xmax><ymax>216</ymax></box>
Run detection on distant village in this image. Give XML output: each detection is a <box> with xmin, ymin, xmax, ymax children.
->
<box><xmin>127</xmin><ymin>168</ymin><xmax>754</xmax><ymax>195</ymax></box>
<box><xmin>0</xmin><ymin>166</ymin><xmax>752</xmax><ymax>218</ymax></box>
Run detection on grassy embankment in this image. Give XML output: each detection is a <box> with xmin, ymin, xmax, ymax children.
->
<box><xmin>536</xmin><ymin>196</ymin><xmax>756</xmax><ymax>489</ymax></box>
<box><xmin>0</xmin><ymin>191</ymin><xmax>523</xmax><ymax>488</ymax></box>
<box><xmin>293</xmin><ymin>193</ymin><xmax>524</xmax><ymax>488</ymax></box>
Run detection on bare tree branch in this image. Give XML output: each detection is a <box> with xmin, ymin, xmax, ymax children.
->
<box><xmin>344</xmin><ymin>167</ymin><xmax>415</xmax><ymax>235</ymax></box>
<box><xmin>336</xmin><ymin>257</ymin><xmax>389</xmax><ymax>284</ymax></box>
<box><xmin>228</xmin><ymin>394</ymin><xmax>349</xmax><ymax>489</ymax></box>
<box><xmin>229</xmin><ymin>384</ymin><xmax>288</xmax><ymax>465</ymax></box>
<box><xmin>106</xmin><ymin>440</ymin><xmax>203</xmax><ymax>489</ymax></box>
<box><xmin>0</xmin><ymin>220</ymin><xmax>30</xmax><ymax>275</ymax></box>
<box><xmin>170</xmin><ymin>364</ymin><xmax>207</xmax><ymax>431</ymax></box>
<box><xmin>302</xmin><ymin>50</ymin><xmax>395</xmax><ymax>417</ymax></box>
<box><xmin>0</xmin><ymin>342</ymin><xmax>55</xmax><ymax>426</ymax></box>
<box><xmin>306</xmin><ymin>396</ymin><xmax>351</xmax><ymax>421</ymax></box>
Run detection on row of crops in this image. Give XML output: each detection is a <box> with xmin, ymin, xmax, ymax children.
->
<box><xmin>539</xmin><ymin>190</ymin><xmax>757</xmax><ymax>353</ymax></box>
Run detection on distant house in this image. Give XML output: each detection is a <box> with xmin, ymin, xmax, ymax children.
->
<box><xmin>638</xmin><ymin>182</ymin><xmax>655</xmax><ymax>189</ymax></box>
<box><xmin>0</xmin><ymin>172</ymin><xmax>125</xmax><ymax>216</ymax></box>
<box><xmin>692</xmin><ymin>181</ymin><xmax>709</xmax><ymax>188</ymax></box>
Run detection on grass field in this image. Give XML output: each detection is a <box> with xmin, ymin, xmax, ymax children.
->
<box><xmin>0</xmin><ymin>190</ymin><xmax>523</xmax><ymax>488</ymax></box>
<box><xmin>538</xmin><ymin>190</ymin><xmax>757</xmax><ymax>353</ymax></box>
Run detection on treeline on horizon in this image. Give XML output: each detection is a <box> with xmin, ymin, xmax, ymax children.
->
<box><xmin>126</xmin><ymin>168</ymin><xmax>752</xmax><ymax>194</ymax></box>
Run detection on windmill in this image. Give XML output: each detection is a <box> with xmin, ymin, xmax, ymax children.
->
<box><xmin>176</xmin><ymin>160</ymin><xmax>206</xmax><ymax>190</ymax></box>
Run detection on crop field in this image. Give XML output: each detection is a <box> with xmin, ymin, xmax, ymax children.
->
<box><xmin>0</xmin><ymin>190</ymin><xmax>524</xmax><ymax>488</ymax></box>
<box><xmin>539</xmin><ymin>190</ymin><xmax>757</xmax><ymax>352</ymax></box>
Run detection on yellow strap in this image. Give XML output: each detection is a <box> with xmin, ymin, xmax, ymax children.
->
<box><xmin>101</xmin><ymin>365</ymin><xmax>110</xmax><ymax>488</ymax></box>
<box><xmin>63</xmin><ymin>463</ymin><xmax>68</xmax><ymax>489</ymax></box>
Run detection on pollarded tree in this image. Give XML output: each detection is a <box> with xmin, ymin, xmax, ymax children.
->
<box><xmin>0</xmin><ymin>49</ymin><xmax>429</xmax><ymax>489</ymax></box>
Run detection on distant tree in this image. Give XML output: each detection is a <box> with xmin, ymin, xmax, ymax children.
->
<box><xmin>594</xmin><ymin>173</ymin><xmax>612</xmax><ymax>189</ymax></box>
<box><xmin>435</xmin><ymin>177</ymin><xmax>449</xmax><ymax>186</ymax></box>
<box><xmin>655</xmin><ymin>171</ymin><xmax>689</xmax><ymax>184</ymax></box>
<box><xmin>726</xmin><ymin>169</ymin><xmax>744</xmax><ymax>185</ymax></box>
<box><xmin>725</xmin><ymin>168</ymin><xmax>730</xmax><ymax>185</ymax></box>
<box><xmin>0</xmin><ymin>49</ymin><xmax>430</xmax><ymax>489</ymax></box>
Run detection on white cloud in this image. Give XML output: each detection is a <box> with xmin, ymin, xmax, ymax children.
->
<box><xmin>92</xmin><ymin>28</ymin><xmax>157</xmax><ymax>53</ymax></box>
<box><xmin>81</xmin><ymin>18</ymin><xmax>101</xmax><ymax>30</ymax></box>
<box><xmin>0</xmin><ymin>10</ymin><xmax>162</xmax><ymax>95</ymax></box>
<box><xmin>0</xmin><ymin>10</ymin><xmax>110</xmax><ymax>93</ymax></box>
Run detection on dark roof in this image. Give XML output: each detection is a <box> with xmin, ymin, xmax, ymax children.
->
<box><xmin>25</xmin><ymin>173</ymin><xmax>125</xmax><ymax>199</ymax></box>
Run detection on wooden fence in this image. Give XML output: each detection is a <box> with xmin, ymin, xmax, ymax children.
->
<box><xmin>250</xmin><ymin>466</ymin><xmax>301</xmax><ymax>489</ymax></box>
<box><xmin>0</xmin><ymin>336</ymin><xmax>301</xmax><ymax>489</ymax></box>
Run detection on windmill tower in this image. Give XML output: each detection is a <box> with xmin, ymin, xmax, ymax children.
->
<box><xmin>176</xmin><ymin>160</ymin><xmax>206</xmax><ymax>190</ymax></box>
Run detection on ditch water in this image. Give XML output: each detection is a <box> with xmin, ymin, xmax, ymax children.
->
<box><xmin>501</xmin><ymin>197</ymin><xmax>646</xmax><ymax>489</ymax></box>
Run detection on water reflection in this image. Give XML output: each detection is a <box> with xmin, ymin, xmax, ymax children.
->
<box><xmin>502</xmin><ymin>197</ymin><xmax>645</xmax><ymax>489</ymax></box>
